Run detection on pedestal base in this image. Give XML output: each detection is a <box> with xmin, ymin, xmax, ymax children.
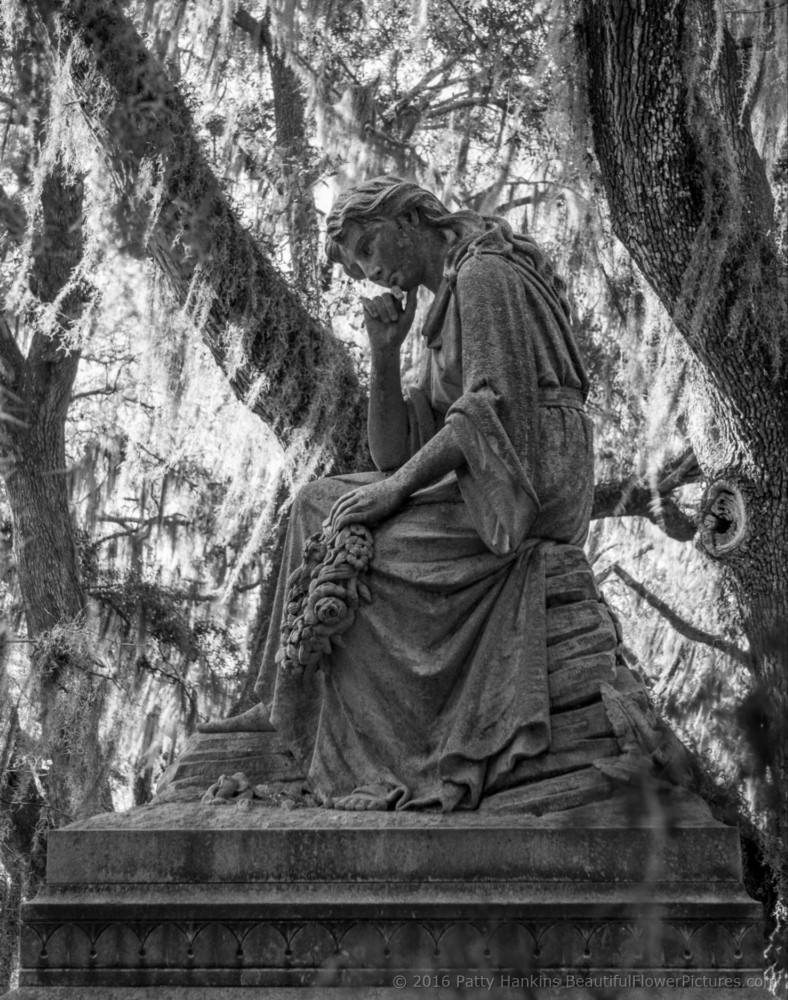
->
<box><xmin>1</xmin><ymin>986</ymin><xmax>776</xmax><ymax>1000</ymax></box>
<box><xmin>7</xmin><ymin>787</ymin><xmax>768</xmax><ymax>998</ymax></box>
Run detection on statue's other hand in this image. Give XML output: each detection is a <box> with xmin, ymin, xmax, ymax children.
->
<box><xmin>361</xmin><ymin>288</ymin><xmax>417</xmax><ymax>353</ymax></box>
<box><xmin>329</xmin><ymin>479</ymin><xmax>409</xmax><ymax>532</ymax></box>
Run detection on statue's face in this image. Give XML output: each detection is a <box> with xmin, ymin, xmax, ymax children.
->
<box><xmin>338</xmin><ymin>214</ymin><xmax>426</xmax><ymax>292</ymax></box>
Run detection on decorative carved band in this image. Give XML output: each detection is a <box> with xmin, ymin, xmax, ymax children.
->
<box><xmin>21</xmin><ymin>916</ymin><xmax>763</xmax><ymax>985</ymax></box>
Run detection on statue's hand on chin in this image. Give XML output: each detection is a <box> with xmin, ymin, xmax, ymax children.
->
<box><xmin>328</xmin><ymin>478</ymin><xmax>409</xmax><ymax>532</ymax></box>
<box><xmin>361</xmin><ymin>287</ymin><xmax>417</xmax><ymax>353</ymax></box>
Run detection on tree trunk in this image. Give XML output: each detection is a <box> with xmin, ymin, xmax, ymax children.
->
<box><xmin>4</xmin><ymin>352</ymin><xmax>82</xmax><ymax>638</ymax></box>
<box><xmin>33</xmin><ymin>0</ymin><xmax>369</xmax><ymax>477</ymax></box>
<box><xmin>268</xmin><ymin>41</ymin><xmax>321</xmax><ymax>306</ymax></box>
<box><xmin>0</xmin><ymin>162</ymin><xmax>106</xmax><ymax>823</ymax></box>
<box><xmin>234</xmin><ymin>9</ymin><xmax>322</xmax><ymax>305</ymax></box>
<box><xmin>580</xmin><ymin>0</ymin><xmax>788</xmax><ymax>957</ymax></box>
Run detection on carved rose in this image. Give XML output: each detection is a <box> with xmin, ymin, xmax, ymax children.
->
<box><xmin>344</xmin><ymin>534</ymin><xmax>373</xmax><ymax>569</ymax></box>
<box><xmin>314</xmin><ymin>596</ymin><xmax>347</xmax><ymax>624</ymax></box>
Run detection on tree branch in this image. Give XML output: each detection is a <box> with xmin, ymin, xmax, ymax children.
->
<box><xmin>96</xmin><ymin>513</ymin><xmax>190</xmax><ymax>527</ymax></box>
<box><xmin>233</xmin><ymin>7</ymin><xmax>272</xmax><ymax>51</ymax></box>
<box><xmin>607</xmin><ymin>562</ymin><xmax>751</xmax><ymax>668</ymax></box>
<box><xmin>425</xmin><ymin>95</ymin><xmax>507</xmax><ymax>119</ymax></box>
<box><xmin>32</xmin><ymin>0</ymin><xmax>369</xmax><ymax>476</ymax></box>
<box><xmin>90</xmin><ymin>513</ymin><xmax>191</xmax><ymax>549</ymax></box>
<box><xmin>493</xmin><ymin>194</ymin><xmax>534</xmax><ymax>214</ymax></box>
<box><xmin>379</xmin><ymin>56</ymin><xmax>461</xmax><ymax>124</ymax></box>
<box><xmin>655</xmin><ymin>447</ymin><xmax>703</xmax><ymax>493</ymax></box>
<box><xmin>591</xmin><ymin>448</ymin><xmax>701</xmax><ymax>541</ymax></box>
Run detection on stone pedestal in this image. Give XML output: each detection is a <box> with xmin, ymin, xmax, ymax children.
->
<box><xmin>4</xmin><ymin>785</ymin><xmax>770</xmax><ymax>998</ymax></box>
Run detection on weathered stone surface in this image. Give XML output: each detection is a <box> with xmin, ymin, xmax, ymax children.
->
<box><xmin>1</xmin><ymin>986</ymin><xmax>777</xmax><ymax>1000</ymax></box>
<box><xmin>485</xmin><ymin>738</ymin><xmax>621</xmax><ymax>792</ymax></box>
<box><xmin>479</xmin><ymin>765</ymin><xmax>616</xmax><ymax>814</ymax></box>
<box><xmin>155</xmin><ymin>597</ymin><xmax>627</xmax><ymax>812</ymax></box>
<box><xmin>12</xmin><ymin>787</ymin><xmax>765</xmax><ymax>994</ymax></box>
<box><xmin>241</xmin><ymin>201</ymin><xmax>609</xmax><ymax>813</ymax></box>
<box><xmin>546</xmin><ymin>600</ymin><xmax>610</xmax><ymax>644</ymax></box>
<box><xmin>549</xmin><ymin>700</ymin><xmax>614</xmax><ymax>745</ymax></box>
<box><xmin>41</xmin><ymin>790</ymin><xmax>743</xmax><ymax>886</ymax></box>
<box><xmin>548</xmin><ymin>653</ymin><xmax>617</xmax><ymax>710</ymax></box>
<box><xmin>154</xmin><ymin>731</ymin><xmax>308</xmax><ymax>805</ymax></box>
<box><xmin>2</xmin><ymin>986</ymin><xmax>776</xmax><ymax>999</ymax></box>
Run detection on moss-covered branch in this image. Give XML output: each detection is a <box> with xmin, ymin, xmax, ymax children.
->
<box><xmin>32</xmin><ymin>0</ymin><xmax>369</xmax><ymax>475</ymax></box>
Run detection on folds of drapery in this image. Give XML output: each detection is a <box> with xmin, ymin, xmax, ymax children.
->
<box><xmin>266</xmin><ymin>473</ymin><xmax>552</xmax><ymax>811</ymax></box>
<box><xmin>260</xmin><ymin>221</ymin><xmax>595</xmax><ymax>810</ymax></box>
<box><xmin>405</xmin><ymin>224</ymin><xmax>588</xmax><ymax>557</ymax></box>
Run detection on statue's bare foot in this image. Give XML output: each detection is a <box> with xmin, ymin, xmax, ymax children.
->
<box><xmin>333</xmin><ymin>784</ymin><xmax>400</xmax><ymax>811</ymax></box>
<box><xmin>197</xmin><ymin>703</ymin><xmax>276</xmax><ymax>734</ymax></box>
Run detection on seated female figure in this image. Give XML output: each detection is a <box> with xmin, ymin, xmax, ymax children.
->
<box><xmin>203</xmin><ymin>176</ymin><xmax>604</xmax><ymax>812</ymax></box>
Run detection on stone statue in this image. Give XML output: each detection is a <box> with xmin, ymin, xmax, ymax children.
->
<box><xmin>199</xmin><ymin>175</ymin><xmax>633</xmax><ymax>812</ymax></box>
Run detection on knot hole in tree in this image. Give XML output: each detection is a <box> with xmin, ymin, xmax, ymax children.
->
<box><xmin>698</xmin><ymin>479</ymin><xmax>747</xmax><ymax>556</ymax></box>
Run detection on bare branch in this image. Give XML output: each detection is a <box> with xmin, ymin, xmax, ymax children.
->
<box><xmin>70</xmin><ymin>381</ymin><xmax>120</xmax><ymax>402</ymax></box>
<box><xmin>129</xmin><ymin>656</ymin><xmax>199</xmax><ymax>715</ymax></box>
<box><xmin>443</xmin><ymin>0</ymin><xmax>486</xmax><ymax>48</ymax></box>
<box><xmin>89</xmin><ymin>513</ymin><xmax>191</xmax><ymax>550</ymax></box>
<box><xmin>379</xmin><ymin>56</ymin><xmax>461</xmax><ymax>123</ymax></box>
<box><xmin>591</xmin><ymin>448</ymin><xmax>701</xmax><ymax>542</ymax></box>
<box><xmin>493</xmin><ymin>194</ymin><xmax>534</xmax><ymax>214</ymax></box>
<box><xmin>608</xmin><ymin>562</ymin><xmax>750</xmax><ymax>667</ymax></box>
<box><xmin>425</xmin><ymin>95</ymin><xmax>507</xmax><ymax>119</ymax></box>
<box><xmin>656</xmin><ymin>447</ymin><xmax>702</xmax><ymax>493</ymax></box>
<box><xmin>233</xmin><ymin>6</ymin><xmax>272</xmax><ymax>52</ymax></box>
<box><xmin>592</xmin><ymin>482</ymin><xmax>697</xmax><ymax>541</ymax></box>
<box><xmin>97</xmin><ymin>513</ymin><xmax>190</xmax><ymax>526</ymax></box>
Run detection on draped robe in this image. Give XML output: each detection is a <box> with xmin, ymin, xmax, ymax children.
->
<box><xmin>255</xmin><ymin>222</ymin><xmax>599</xmax><ymax>811</ymax></box>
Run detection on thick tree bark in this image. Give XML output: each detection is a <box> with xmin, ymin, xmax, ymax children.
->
<box><xmin>0</xmin><ymin>157</ymin><xmax>104</xmax><ymax>988</ymax></box>
<box><xmin>0</xmin><ymin>162</ymin><xmax>106</xmax><ymax>823</ymax></box>
<box><xmin>33</xmin><ymin>0</ymin><xmax>369</xmax><ymax>476</ymax></box>
<box><xmin>581</xmin><ymin>0</ymin><xmax>788</xmax><ymax>951</ymax></box>
<box><xmin>2</xmin><ymin>166</ymin><xmax>84</xmax><ymax>636</ymax></box>
<box><xmin>581</xmin><ymin>0</ymin><xmax>787</xmax><ymax>660</ymax></box>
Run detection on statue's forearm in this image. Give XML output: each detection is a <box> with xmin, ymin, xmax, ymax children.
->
<box><xmin>367</xmin><ymin>348</ymin><xmax>410</xmax><ymax>471</ymax></box>
<box><xmin>388</xmin><ymin>424</ymin><xmax>465</xmax><ymax>498</ymax></box>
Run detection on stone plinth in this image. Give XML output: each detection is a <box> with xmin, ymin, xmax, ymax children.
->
<box><xmin>0</xmin><ymin>987</ymin><xmax>777</xmax><ymax>1000</ymax></box>
<box><xmin>9</xmin><ymin>787</ymin><xmax>768</xmax><ymax>997</ymax></box>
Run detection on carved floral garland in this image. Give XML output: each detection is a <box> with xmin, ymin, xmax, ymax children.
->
<box><xmin>276</xmin><ymin>523</ymin><xmax>374</xmax><ymax>674</ymax></box>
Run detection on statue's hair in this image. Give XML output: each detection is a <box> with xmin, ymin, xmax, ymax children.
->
<box><xmin>325</xmin><ymin>175</ymin><xmax>483</xmax><ymax>273</ymax></box>
<box><xmin>325</xmin><ymin>176</ymin><xmax>572</xmax><ymax>323</ymax></box>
